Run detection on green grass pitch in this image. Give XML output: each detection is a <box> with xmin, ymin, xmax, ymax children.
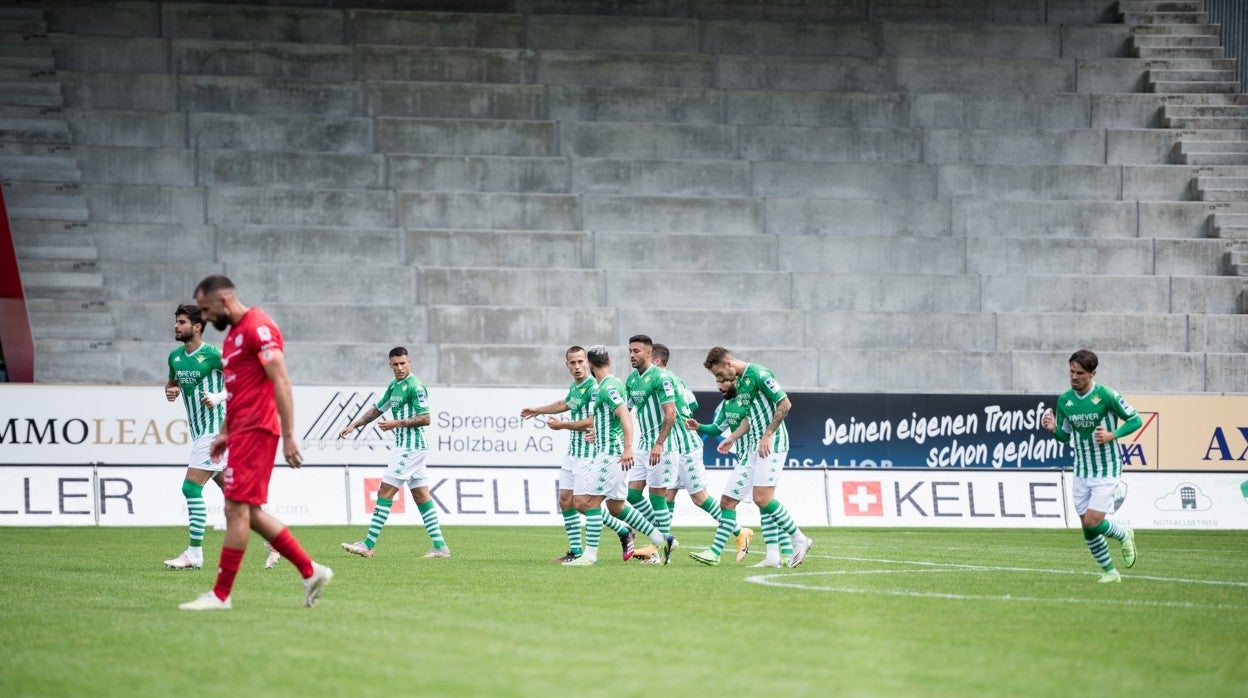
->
<box><xmin>1</xmin><ymin>526</ymin><xmax>1245</xmax><ymax>697</ymax></box>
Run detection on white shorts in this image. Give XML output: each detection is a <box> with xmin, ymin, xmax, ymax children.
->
<box><xmin>559</xmin><ymin>455</ymin><xmax>589</xmax><ymax>492</ymax></box>
<box><xmin>722</xmin><ymin>450</ymin><xmax>785</xmax><ymax>502</ymax></box>
<box><xmin>575</xmin><ymin>452</ymin><xmax>626</xmax><ymax>500</ymax></box>
<box><xmin>671</xmin><ymin>447</ymin><xmax>707</xmax><ymax>495</ymax></box>
<box><xmin>187</xmin><ymin>434</ymin><xmax>226</xmax><ymax>472</ymax></box>
<box><xmin>625</xmin><ymin>449</ymin><xmax>678</xmax><ymax>488</ymax></box>
<box><xmin>381</xmin><ymin>449</ymin><xmax>430</xmax><ymax>489</ymax></box>
<box><xmin>1072</xmin><ymin>476</ymin><xmax>1119</xmax><ymax>516</ymax></box>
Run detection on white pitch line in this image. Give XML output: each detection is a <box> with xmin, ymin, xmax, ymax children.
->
<box><xmin>742</xmin><ymin>556</ymin><xmax>1248</xmax><ymax>608</ymax></box>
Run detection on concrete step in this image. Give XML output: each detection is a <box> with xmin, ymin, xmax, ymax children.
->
<box><xmin>1133</xmin><ymin>34</ymin><xmax>1222</xmax><ymax>48</ymax></box>
<box><xmin>1197</xmin><ymin>189</ymin><xmax>1248</xmax><ymax>204</ymax></box>
<box><xmin>64</xmin><ymin>108</ymin><xmax>185</xmax><ymax>148</ymax></box>
<box><xmin>24</xmin><ymin>297</ymin><xmax>108</xmax><ymax>313</ymax></box>
<box><xmin>1121</xmin><ymin>12</ymin><xmax>1209</xmax><ymax>24</ymax></box>
<box><xmin>180</xmin><ymin>74</ymin><xmax>359</xmax><ymax>116</ymax></box>
<box><xmin>18</xmin><ymin>257</ymin><xmax>99</xmax><ymax>274</ymax></box>
<box><xmin>14</xmin><ymin>241</ymin><xmax>97</xmax><ymax>262</ymax></box>
<box><xmin>409</xmin><ymin>228</ymin><xmax>587</xmax><ymax>268</ymax></box>
<box><xmin>924</xmin><ymin>128</ymin><xmax>1106</xmax><ymax>166</ymax></box>
<box><xmin>1182</xmin><ymin>141</ymin><xmax>1248</xmax><ymax>154</ymax></box>
<box><xmin>58</xmin><ymin>71</ymin><xmax>174</xmax><ymax>110</ymax></box>
<box><xmin>1183</xmin><ymin>153</ymin><xmax>1248</xmax><ymax>166</ymax></box>
<box><xmin>573</xmin><ymin>157</ymin><xmax>747</xmax><ymax>197</ymax></box>
<box><xmin>1165</xmin><ymin>117</ymin><xmax>1248</xmax><ymax>130</ymax></box>
<box><xmin>740</xmin><ymin>124</ymin><xmax>921</xmax><ymax>163</ymax></box>
<box><xmin>1129</xmin><ymin>22</ymin><xmax>1217</xmax><ymax>36</ymax></box>
<box><xmin>368</xmin><ymin>81</ymin><xmax>544</xmax><ymax>119</ymax></box>
<box><xmin>0</xmin><ymin>19</ymin><xmax>45</xmax><ymax>35</ymax></box>
<box><xmin>48</xmin><ymin>35</ymin><xmax>168</xmax><ymax>74</ymax></box>
<box><xmin>357</xmin><ymin>44</ymin><xmax>534</xmax><ymax>84</ymax></box>
<box><xmin>377</xmin><ymin>116</ymin><xmax>556</xmax><ymax>157</ymax></box>
<box><xmin>1150</xmin><ymin>81</ymin><xmax>1240</xmax><ymax>94</ymax></box>
<box><xmin>344</xmin><ymin>9</ymin><xmax>523</xmax><ymax>48</ymax></box>
<box><xmin>528</xmin><ymin>14</ymin><xmax>696</xmax><ymax>53</ymax></box>
<box><xmin>173</xmin><ymin>39</ymin><xmax>354</xmax><ymax>81</ymax></box>
<box><xmin>541</xmin><ymin>49</ymin><xmax>712</xmax><ymax>89</ymax></box>
<box><xmin>398</xmin><ymin>191</ymin><xmax>577</xmax><ymax>230</ymax></box>
<box><xmin>582</xmin><ymin>194</ymin><xmax>760</xmax><ymax>234</ymax></box>
<box><xmin>27</xmin><ymin>310</ymin><xmax>114</xmax><ymax>339</ymax></box>
<box><xmin>950</xmin><ymin>199</ymin><xmax>1138</xmax><ymax>237</ymax></box>
<box><xmin>592</xmin><ymin>231</ymin><xmax>775</xmax><ymax>271</ymax></box>
<box><xmin>0</xmin><ymin>180</ymin><xmax>83</xmax><ymax>207</ymax></box>
<box><xmin>216</xmin><ymin>225</ymin><xmax>403</xmax><ymax>266</ymax></box>
<box><xmin>161</xmin><ymin>3</ymin><xmax>343</xmax><ymax>43</ymax></box>
<box><xmin>1135</xmin><ymin>47</ymin><xmax>1227</xmax><ymax>60</ymax></box>
<box><xmin>549</xmin><ymin>84</ymin><xmax>724</xmax><ymax>125</ymax></box>
<box><xmin>198</xmin><ymin>149</ymin><xmax>386</xmax><ymax>190</ymax></box>
<box><xmin>391</xmin><ymin>154</ymin><xmax>570</xmax><ymax>193</ymax></box>
<box><xmin>0</xmin><ymin>55</ymin><xmax>54</xmax><ymax>71</ymax></box>
<box><xmin>31</xmin><ymin>343</ymin><xmax>121</xmax><ymax>384</ymax></box>
<box><xmin>764</xmin><ymin>197</ymin><xmax>951</xmax><ymax>236</ymax></box>
<box><xmin>1166</xmin><ymin>104</ymin><xmax>1248</xmax><ymax>118</ymax></box>
<box><xmin>752</xmin><ymin>161</ymin><xmax>936</xmax><ymax>199</ymax></box>
<box><xmin>0</xmin><ymin>32</ymin><xmax>51</xmax><ymax>60</ymax></box>
<box><xmin>1118</xmin><ymin>1</ymin><xmax>1206</xmax><ymax>12</ymax></box>
<box><xmin>914</xmin><ymin>93</ymin><xmax>1091</xmax><ymax>129</ymax></box>
<box><xmin>188</xmin><ymin>112</ymin><xmax>367</xmax><ymax>153</ymax></box>
<box><xmin>777</xmin><ymin>235</ymin><xmax>964</xmax><ymax>274</ymax></box>
<box><xmin>0</xmin><ymin>87</ymin><xmax>61</xmax><ymax>108</ymax></box>
<box><xmin>74</xmin><ymin>144</ymin><xmax>193</xmax><ymax>186</ymax></box>
<box><xmin>0</xmin><ymin>116</ymin><xmax>68</xmax><ymax>143</ymax></box>
<box><xmin>0</xmin><ymin>154</ymin><xmax>79</xmax><ymax>182</ymax></box>
<box><xmin>1141</xmin><ymin>58</ymin><xmax>1236</xmax><ymax>71</ymax></box>
<box><xmin>208</xmin><ymin>187</ymin><xmax>396</xmax><ymax>228</ymax></box>
<box><xmin>419</xmin><ymin>266</ymin><xmax>604</xmax><ymax>307</ymax></box>
<box><xmin>1147</xmin><ymin>69</ymin><xmax>1238</xmax><ymax>82</ymax></box>
<box><xmin>560</xmin><ymin>121</ymin><xmax>740</xmax><ymax>161</ymax></box>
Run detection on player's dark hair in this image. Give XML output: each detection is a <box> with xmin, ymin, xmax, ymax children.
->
<box><xmin>389</xmin><ymin>346</ymin><xmax>408</xmax><ymax>359</ymax></box>
<box><xmin>652</xmin><ymin>343</ymin><xmax>670</xmax><ymax>364</ymax></box>
<box><xmin>194</xmin><ymin>274</ymin><xmax>235</xmax><ymax>297</ymax></box>
<box><xmin>627</xmin><ymin>334</ymin><xmax>652</xmax><ymax>346</ymax></box>
<box><xmin>1069</xmin><ymin>349</ymin><xmax>1098</xmax><ymax>372</ymax></box>
<box><xmin>586</xmin><ymin>345</ymin><xmax>610</xmax><ymax>368</ymax></box>
<box><xmin>704</xmin><ymin>346</ymin><xmax>732</xmax><ymax>370</ymax></box>
<box><xmin>175</xmin><ymin>303</ymin><xmax>203</xmax><ymax>328</ymax></box>
<box><xmin>566</xmin><ymin>345</ymin><xmax>585</xmax><ymax>359</ymax></box>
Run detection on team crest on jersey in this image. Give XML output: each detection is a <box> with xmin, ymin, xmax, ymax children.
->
<box><xmin>235</xmin><ymin>335</ymin><xmax>243</xmax><ymax>347</ymax></box>
<box><xmin>1091</xmin><ymin>396</ymin><xmax>1101</xmax><ymax>405</ymax></box>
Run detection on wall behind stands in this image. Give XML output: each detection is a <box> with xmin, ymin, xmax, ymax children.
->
<box><xmin>1207</xmin><ymin>0</ymin><xmax>1248</xmax><ymax>91</ymax></box>
<box><xmin>1</xmin><ymin>386</ymin><xmax>1245</xmax><ymax>528</ymax></box>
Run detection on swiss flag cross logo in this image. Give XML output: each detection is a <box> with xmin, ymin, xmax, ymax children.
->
<box><xmin>842</xmin><ymin>481</ymin><xmax>883</xmax><ymax>517</ymax></box>
<box><xmin>364</xmin><ymin>477</ymin><xmax>405</xmax><ymax>514</ymax></box>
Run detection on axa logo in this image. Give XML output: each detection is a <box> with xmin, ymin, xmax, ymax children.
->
<box><xmin>842</xmin><ymin>481</ymin><xmax>883</xmax><ymax>517</ymax></box>
<box><xmin>1121</xmin><ymin>412</ymin><xmax>1158</xmax><ymax>469</ymax></box>
<box><xmin>1203</xmin><ymin>426</ymin><xmax>1248</xmax><ymax>462</ymax></box>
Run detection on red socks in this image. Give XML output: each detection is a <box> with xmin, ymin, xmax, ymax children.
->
<box><xmin>213</xmin><ymin>546</ymin><xmax>244</xmax><ymax>601</ymax></box>
<box><xmin>269</xmin><ymin>528</ymin><xmax>314</xmax><ymax>578</ymax></box>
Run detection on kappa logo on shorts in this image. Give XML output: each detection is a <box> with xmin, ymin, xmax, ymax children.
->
<box><xmin>364</xmin><ymin>477</ymin><xmax>405</xmax><ymax>514</ymax></box>
<box><xmin>842</xmin><ymin>481</ymin><xmax>884</xmax><ymax>517</ymax></box>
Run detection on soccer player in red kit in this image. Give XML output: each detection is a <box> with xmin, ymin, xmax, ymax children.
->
<box><xmin>179</xmin><ymin>274</ymin><xmax>332</xmax><ymax>610</ymax></box>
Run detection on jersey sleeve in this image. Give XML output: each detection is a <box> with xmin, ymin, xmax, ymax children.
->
<box><xmin>374</xmin><ymin>382</ymin><xmax>398</xmax><ymax>412</ymax></box>
<box><xmin>249</xmin><ymin>316</ymin><xmax>284</xmax><ymax>365</ymax></box>
<box><xmin>757</xmin><ymin>366</ymin><xmax>786</xmax><ymax>404</ymax></box>
<box><xmin>603</xmin><ymin>380</ymin><xmax>626</xmax><ymax>411</ymax></box>
<box><xmin>656</xmin><ymin>370</ymin><xmax>676</xmax><ymax>405</ymax></box>
<box><xmin>412</xmin><ymin>383</ymin><xmax>430</xmax><ymax>415</ymax></box>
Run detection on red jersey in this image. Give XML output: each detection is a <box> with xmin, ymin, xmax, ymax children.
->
<box><xmin>221</xmin><ymin>307</ymin><xmax>284</xmax><ymax>436</ymax></box>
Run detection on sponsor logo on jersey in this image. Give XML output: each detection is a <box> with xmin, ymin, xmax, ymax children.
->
<box><xmin>763</xmin><ymin>377</ymin><xmax>778</xmax><ymax>392</ymax></box>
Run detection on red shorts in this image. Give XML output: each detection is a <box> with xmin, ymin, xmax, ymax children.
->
<box><xmin>223</xmin><ymin>429</ymin><xmax>280</xmax><ymax>506</ymax></box>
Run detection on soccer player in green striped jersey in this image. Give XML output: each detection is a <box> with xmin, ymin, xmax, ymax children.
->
<box><xmin>1042</xmin><ymin>349</ymin><xmax>1142</xmax><ymax>583</ymax></box>
<box><xmin>563</xmin><ymin>345</ymin><xmax>672</xmax><ymax>566</ymax></box>
<box><xmin>339</xmin><ymin>347</ymin><xmax>449</xmax><ymax>559</ymax></box>
<box><xmin>652</xmin><ymin>344</ymin><xmax>752</xmax><ymax>560</ymax></box>
<box><xmin>624</xmin><ymin>335</ymin><xmax>679</xmax><ymax>540</ymax></box>
<box><xmin>521</xmin><ymin>346</ymin><xmax>636</xmax><ymax>563</ymax></box>
<box><xmin>703</xmin><ymin>346</ymin><xmax>814</xmax><ymax>568</ymax></box>
<box><xmin>163</xmin><ymin>304</ymin><xmax>229</xmax><ymax>570</ymax></box>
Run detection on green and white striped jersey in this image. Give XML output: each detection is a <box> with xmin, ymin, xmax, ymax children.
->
<box><xmin>1053</xmin><ymin>382</ymin><xmax>1139</xmax><ymax>478</ymax></box>
<box><xmin>666</xmin><ymin>370</ymin><xmax>701</xmax><ymax>454</ymax></box>
<box><xmin>167</xmin><ymin>343</ymin><xmax>225</xmax><ymax>440</ymax></box>
<box><xmin>591</xmin><ymin>374</ymin><xmax>628</xmax><ymax>457</ymax></box>
<box><xmin>698</xmin><ymin>396</ymin><xmax>754</xmax><ymax>456</ymax></box>
<box><xmin>625</xmin><ymin>364</ymin><xmax>677</xmax><ymax>451</ymax></box>
<box><xmin>735</xmin><ymin>363</ymin><xmax>790</xmax><ymax>454</ymax></box>
<box><xmin>375</xmin><ymin>373</ymin><xmax>430</xmax><ymax>451</ymax></box>
<box><xmin>564</xmin><ymin>376</ymin><xmax>596</xmax><ymax>459</ymax></box>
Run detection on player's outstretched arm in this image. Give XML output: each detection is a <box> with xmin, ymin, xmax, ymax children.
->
<box><xmin>340</xmin><ymin>406</ymin><xmax>383</xmax><ymax>437</ymax></box>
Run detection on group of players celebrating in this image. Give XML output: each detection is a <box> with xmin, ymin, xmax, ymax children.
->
<box><xmin>165</xmin><ymin>276</ymin><xmax>1140</xmax><ymax>610</ymax></box>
